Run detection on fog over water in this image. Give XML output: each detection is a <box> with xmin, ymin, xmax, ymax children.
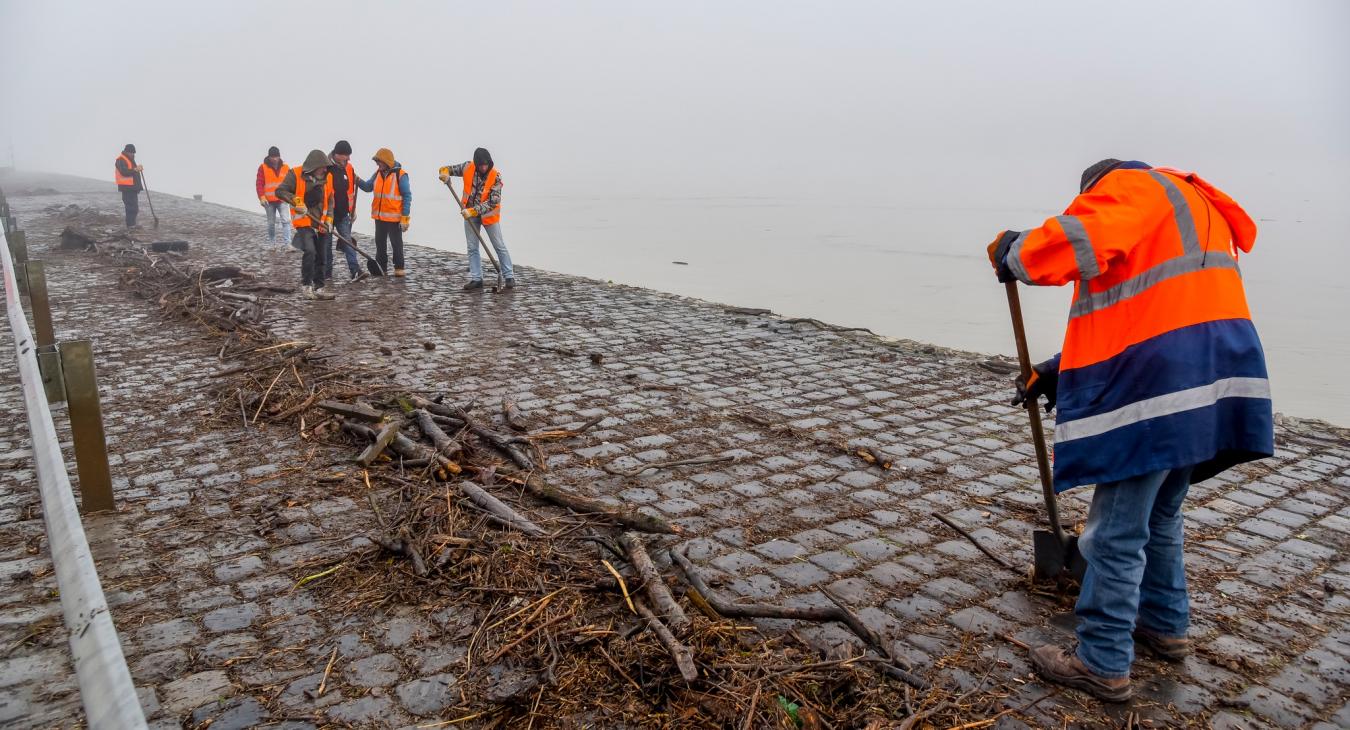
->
<box><xmin>3</xmin><ymin>1</ymin><xmax>1347</xmax><ymax>423</ymax></box>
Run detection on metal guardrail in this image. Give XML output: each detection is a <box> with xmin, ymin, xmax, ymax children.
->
<box><xmin>2</xmin><ymin>221</ymin><xmax>147</xmax><ymax>728</ymax></box>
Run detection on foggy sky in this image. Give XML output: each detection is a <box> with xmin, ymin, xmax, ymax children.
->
<box><xmin>3</xmin><ymin>1</ymin><xmax>1346</xmax><ymax>208</ymax></box>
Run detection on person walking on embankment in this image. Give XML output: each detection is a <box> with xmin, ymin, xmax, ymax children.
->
<box><xmin>114</xmin><ymin>143</ymin><xmax>144</xmax><ymax>229</ymax></box>
<box><xmin>273</xmin><ymin>149</ymin><xmax>337</xmax><ymax>301</ymax></box>
<box><xmin>355</xmin><ymin>148</ymin><xmax>411</xmax><ymax>277</ymax></box>
<box><xmin>439</xmin><ymin>147</ymin><xmax>514</xmax><ymax>290</ymax></box>
<box><xmin>325</xmin><ymin>140</ymin><xmax>366</xmax><ymax>283</ymax></box>
<box><xmin>255</xmin><ymin>146</ymin><xmax>292</xmax><ymax>245</ymax></box>
<box><xmin>986</xmin><ymin>159</ymin><xmax>1273</xmax><ymax>701</ymax></box>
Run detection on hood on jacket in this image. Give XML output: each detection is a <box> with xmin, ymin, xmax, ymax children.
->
<box><xmin>301</xmin><ymin>149</ymin><xmax>331</xmax><ymax>175</ymax></box>
<box><xmin>1154</xmin><ymin>167</ymin><xmax>1257</xmax><ymax>254</ymax></box>
<box><xmin>473</xmin><ymin>147</ymin><xmax>493</xmax><ymax>171</ymax></box>
<box><xmin>372</xmin><ymin>147</ymin><xmax>396</xmax><ymax>169</ymax></box>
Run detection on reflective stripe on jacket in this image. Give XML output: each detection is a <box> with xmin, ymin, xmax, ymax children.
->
<box><xmin>371</xmin><ymin>167</ymin><xmax>408</xmax><ymax>222</ymax></box>
<box><xmin>290</xmin><ymin>165</ymin><xmax>333</xmax><ymax>228</ymax></box>
<box><xmin>1006</xmin><ymin>166</ymin><xmax>1272</xmax><ymax>490</ymax></box>
<box><xmin>115</xmin><ymin>154</ymin><xmax>136</xmax><ymax>187</ymax></box>
<box><xmin>261</xmin><ymin>163</ymin><xmax>290</xmax><ymax>202</ymax></box>
<box><xmin>461</xmin><ymin>162</ymin><xmax>501</xmax><ymax>225</ymax></box>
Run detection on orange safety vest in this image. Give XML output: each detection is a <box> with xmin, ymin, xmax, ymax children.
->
<box><xmin>1006</xmin><ymin>165</ymin><xmax>1271</xmax><ymax>490</ymax></box>
<box><xmin>290</xmin><ymin>165</ymin><xmax>334</xmax><ymax>229</ymax></box>
<box><xmin>342</xmin><ymin>162</ymin><xmax>358</xmax><ymax>215</ymax></box>
<box><xmin>371</xmin><ymin>168</ymin><xmax>407</xmax><ymax>222</ymax></box>
<box><xmin>114</xmin><ymin>153</ymin><xmax>136</xmax><ymax>187</ymax></box>
<box><xmin>461</xmin><ymin>163</ymin><xmax>501</xmax><ymax>225</ymax></box>
<box><xmin>261</xmin><ymin>162</ymin><xmax>290</xmax><ymax>202</ymax></box>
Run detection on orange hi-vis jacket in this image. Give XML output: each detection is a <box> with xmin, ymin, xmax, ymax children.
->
<box><xmin>371</xmin><ymin>167</ymin><xmax>408</xmax><ymax>223</ymax></box>
<box><xmin>260</xmin><ymin>163</ymin><xmax>290</xmax><ymax>203</ymax></box>
<box><xmin>114</xmin><ymin>153</ymin><xmax>136</xmax><ymax>187</ymax></box>
<box><xmin>290</xmin><ymin>165</ymin><xmax>334</xmax><ymax>229</ymax></box>
<box><xmin>462</xmin><ymin>162</ymin><xmax>501</xmax><ymax>225</ymax></box>
<box><xmin>341</xmin><ymin>162</ymin><xmax>358</xmax><ymax>216</ymax></box>
<box><xmin>1005</xmin><ymin>165</ymin><xmax>1272</xmax><ymax>490</ymax></box>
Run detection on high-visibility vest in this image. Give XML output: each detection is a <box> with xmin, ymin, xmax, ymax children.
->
<box><xmin>371</xmin><ymin>168</ymin><xmax>407</xmax><ymax>222</ymax></box>
<box><xmin>290</xmin><ymin>165</ymin><xmax>333</xmax><ymax>228</ymax></box>
<box><xmin>1005</xmin><ymin>166</ymin><xmax>1272</xmax><ymax>490</ymax></box>
<box><xmin>261</xmin><ymin>163</ymin><xmax>290</xmax><ymax>202</ymax></box>
<box><xmin>114</xmin><ymin>154</ymin><xmax>136</xmax><ymax>187</ymax></box>
<box><xmin>342</xmin><ymin>162</ymin><xmax>358</xmax><ymax>215</ymax></box>
<box><xmin>461</xmin><ymin>163</ymin><xmax>501</xmax><ymax>225</ymax></box>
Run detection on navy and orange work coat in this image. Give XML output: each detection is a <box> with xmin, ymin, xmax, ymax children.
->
<box><xmin>1004</xmin><ymin>165</ymin><xmax>1273</xmax><ymax>491</ymax></box>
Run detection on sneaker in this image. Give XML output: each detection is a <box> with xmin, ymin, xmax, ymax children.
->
<box><xmin>462</xmin><ymin>280</ymin><xmax>484</xmax><ymax>291</ymax></box>
<box><xmin>301</xmin><ymin>285</ymin><xmax>317</xmax><ymax>300</ymax></box>
<box><xmin>314</xmin><ymin>287</ymin><xmax>335</xmax><ymax>301</ymax></box>
<box><xmin>1029</xmin><ymin>645</ymin><xmax>1132</xmax><ymax>702</ymax></box>
<box><xmin>351</xmin><ymin>271</ymin><xmax>369</xmax><ymax>283</ymax></box>
<box><xmin>504</xmin><ymin>278</ymin><xmax>516</xmax><ymax>289</ymax></box>
<box><xmin>1133</xmin><ymin>627</ymin><xmax>1190</xmax><ymax>662</ymax></box>
<box><xmin>394</xmin><ymin>268</ymin><xmax>407</xmax><ymax>277</ymax></box>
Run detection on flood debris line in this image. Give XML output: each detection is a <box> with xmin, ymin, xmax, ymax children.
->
<box><xmin>74</xmin><ymin>239</ymin><xmax>995</xmax><ymax>727</ymax></box>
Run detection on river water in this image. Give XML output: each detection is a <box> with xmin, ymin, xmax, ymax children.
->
<box><xmin>231</xmin><ymin>188</ymin><xmax>1345</xmax><ymax>426</ymax></box>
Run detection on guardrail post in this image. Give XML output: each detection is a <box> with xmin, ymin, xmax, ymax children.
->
<box><xmin>58</xmin><ymin>340</ymin><xmax>114</xmax><ymax>513</ymax></box>
<box><xmin>8</xmin><ymin>230</ymin><xmax>26</xmax><ymax>296</ymax></box>
<box><xmin>25</xmin><ymin>261</ymin><xmax>55</xmax><ymax>348</ymax></box>
<box><xmin>37</xmin><ymin>345</ymin><xmax>66</xmax><ymax>403</ymax></box>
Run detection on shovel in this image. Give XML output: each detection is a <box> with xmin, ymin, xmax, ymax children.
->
<box><xmin>140</xmin><ymin>170</ymin><xmax>160</xmax><ymax>229</ymax></box>
<box><xmin>302</xmin><ymin>211</ymin><xmax>384</xmax><ymax>276</ymax></box>
<box><xmin>1004</xmin><ymin>280</ymin><xmax>1086</xmax><ymax>583</ymax></box>
<box><xmin>443</xmin><ymin>178</ymin><xmax>505</xmax><ymax>292</ymax></box>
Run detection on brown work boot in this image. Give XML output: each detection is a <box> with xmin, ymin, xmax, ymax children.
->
<box><xmin>394</xmin><ymin>268</ymin><xmax>406</xmax><ymax>277</ymax></box>
<box><xmin>1133</xmin><ymin>626</ymin><xmax>1190</xmax><ymax>662</ymax></box>
<box><xmin>1029</xmin><ymin>644</ymin><xmax>1133</xmax><ymax>702</ymax></box>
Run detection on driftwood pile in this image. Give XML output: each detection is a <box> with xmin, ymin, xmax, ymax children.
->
<box><xmin>86</xmin><ymin>241</ymin><xmax>1032</xmax><ymax>727</ymax></box>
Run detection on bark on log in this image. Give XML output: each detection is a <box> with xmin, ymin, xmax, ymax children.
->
<box><xmin>412</xmin><ymin>409</ymin><xmax>464</xmax><ymax>460</ymax></box>
<box><xmin>458</xmin><ymin>481</ymin><xmax>546</xmax><ymax>536</ymax></box>
<box><xmin>357</xmin><ymin>418</ymin><xmax>405</xmax><ymax>467</ymax></box>
<box><xmin>619</xmin><ymin>532</ymin><xmax>690</xmax><ymax>635</ymax></box>
<box><xmin>502</xmin><ymin>399</ymin><xmax>530</xmax><ymax>432</ymax></box>
<box><xmin>634</xmin><ymin>599</ymin><xmax>698</xmax><ymax>683</ymax></box>
<box><xmin>412</xmin><ymin>396</ymin><xmax>534</xmax><ymax>469</ymax></box>
<box><xmin>499</xmin><ymin>469</ymin><xmax>679</xmax><ymax>535</ymax></box>
<box><xmin>319</xmin><ymin>400</ymin><xmax>384</xmax><ymax>422</ymax></box>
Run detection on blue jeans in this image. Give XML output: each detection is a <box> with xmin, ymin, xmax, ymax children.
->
<box><xmin>265</xmin><ymin>201</ymin><xmax>291</xmax><ymax>243</ymax></box>
<box><xmin>465</xmin><ymin>220</ymin><xmax>514</xmax><ymax>281</ymax></box>
<box><xmin>1076</xmin><ymin>466</ymin><xmax>1193</xmax><ymax>678</ymax></box>
<box><xmin>324</xmin><ymin>217</ymin><xmax>359</xmax><ymax>280</ymax></box>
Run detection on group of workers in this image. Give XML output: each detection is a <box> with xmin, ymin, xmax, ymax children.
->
<box><xmin>114</xmin><ymin>141</ymin><xmax>515</xmax><ymax>302</ymax></box>
<box><xmin>254</xmin><ymin>142</ymin><xmax>515</xmax><ymax>300</ymax></box>
<box><xmin>119</xmin><ymin>143</ymin><xmax>1276</xmax><ymax>706</ymax></box>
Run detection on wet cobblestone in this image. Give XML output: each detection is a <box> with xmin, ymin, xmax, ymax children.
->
<box><xmin>1</xmin><ymin>172</ymin><xmax>1349</xmax><ymax>726</ymax></box>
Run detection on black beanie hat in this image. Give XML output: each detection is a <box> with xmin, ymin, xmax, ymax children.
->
<box><xmin>124</xmin><ymin>144</ymin><xmax>136</xmax><ymax>154</ymax></box>
<box><xmin>268</xmin><ymin>146</ymin><xmax>280</xmax><ymax>157</ymax></box>
<box><xmin>1080</xmin><ymin>158</ymin><xmax>1123</xmax><ymax>193</ymax></box>
<box><xmin>333</xmin><ymin>140</ymin><xmax>352</xmax><ymax>155</ymax></box>
<box><xmin>473</xmin><ymin>147</ymin><xmax>493</xmax><ymax>169</ymax></box>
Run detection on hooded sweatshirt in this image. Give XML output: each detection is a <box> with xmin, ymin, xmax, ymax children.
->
<box><xmin>273</xmin><ymin>150</ymin><xmax>334</xmax><ymax>220</ymax></box>
<box><xmin>355</xmin><ymin>160</ymin><xmax>412</xmax><ymax>217</ymax></box>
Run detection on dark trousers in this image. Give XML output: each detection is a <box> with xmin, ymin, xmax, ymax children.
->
<box><xmin>372</xmin><ymin>220</ymin><xmax>404</xmax><ymax>274</ymax></box>
<box><xmin>120</xmin><ymin>187</ymin><xmax>139</xmax><ymax>227</ymax></box>
<box><xmin>292</xmin><ymin>227</ymin><xmax>326</xmax><ymax>288</ymax></box>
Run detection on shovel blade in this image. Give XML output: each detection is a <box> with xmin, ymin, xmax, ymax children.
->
<box><xmin>1032</xmin><ymin>530</ymin><xmax>1087</xmax><ymax>584</ymax></box>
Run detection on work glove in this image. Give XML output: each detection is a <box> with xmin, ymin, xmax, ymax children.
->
<box><xmin>135</xmin><ymin>165</ymin><xmax>144</xmax><ymax>172</ymax></box>
<box><xmin>400</xmin><ymin>215</ymin><xmax>410</xmax><ymax>232</ymax></box>
<box><xmin>258</xmin><ymin>196</ymin><xmax>268</xmax><ymax>207</ymax></box>
<box><xmin>461</xmin><ymin>207</ymin><xmax>478</xmax><ymax>220</ymax></box>
<box><xmin>438</xmin><ymin>167</ymin><xmax>451</xmax><ymax>184</ymax></box>
<box><xmin>987</xmin><ymin>230</ymin><xmax>1018</xmax><ymax>283</ymax></box>
<box><xmin>1011</xmin><ymin>357</ymin><xmax>1060</xmax><ymax>412</ymax></box>
<box><xmin>293</xmin><ymin>200</ymin><xmax>308</xmax><ymax>217</ymax></box>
